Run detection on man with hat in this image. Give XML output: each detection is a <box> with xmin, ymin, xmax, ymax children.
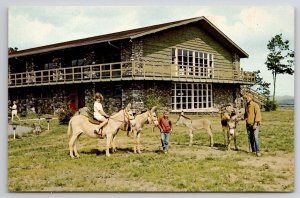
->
<box><xmin>244</xmin><ymin>93</ymin><xmax>262</xmax><ymax>156</ymax></box>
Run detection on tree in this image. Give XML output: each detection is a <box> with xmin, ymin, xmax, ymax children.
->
<box><xmin>265</xmin><ymin>34</ymin><xmax>294</xmax><ymax>102</ymax></box>
<box><xmin>252</xmin><ymin>70</ymin><xmax>270</xmax><ymax>97</ymax></box>
<box><xmin>8</xmin><ymin>47</ymin><xmax>18</xmax><ymax>53</ymax></box>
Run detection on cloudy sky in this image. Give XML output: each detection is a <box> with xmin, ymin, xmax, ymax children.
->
<box><xmin>8</xmin><ymin>6</ymin><xmax>295</xmax><ymax>96</ymax></box>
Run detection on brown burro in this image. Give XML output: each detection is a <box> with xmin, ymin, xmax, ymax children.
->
<box><xmin>220</xmin><ymin>105</ymin><xmax>244</xmax><ymax>150</ymax></box>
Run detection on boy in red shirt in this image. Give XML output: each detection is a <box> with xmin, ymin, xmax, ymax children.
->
<box><xmin>158</xmin><ymin>111</ymin><xmax>173</xmax><ymax>154</ymax></box>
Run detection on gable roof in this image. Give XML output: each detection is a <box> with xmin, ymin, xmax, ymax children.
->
<box><xmin>8</xmin><ymin>16</ymin><xmax>249</xmax><ymax>58</ymax></box>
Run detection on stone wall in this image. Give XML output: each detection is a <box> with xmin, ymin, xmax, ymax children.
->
<box><xmin>213</xmin><ymin>84</ymin><xmax>241</xmax><ymax>108</ymax></box>
<box><xmin>122</xmin><ymin>81</ymin><xmax>172</xmax><ymax>113</ymax></box>
<box><xmin>9</xmin><ymin>86</ymin><xmax>68</xmax><ymax>115</ymax></box>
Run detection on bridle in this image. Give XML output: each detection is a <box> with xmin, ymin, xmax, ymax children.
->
<box><xmin>108</xmin><ymin>108</ymin><xmax>134</xmax><ymax>125</ymax></box>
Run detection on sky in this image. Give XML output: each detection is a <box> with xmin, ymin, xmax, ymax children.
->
<box><xmin>8</xmin><ymin>6</ymin><xmax>295</xmax><ymax>96</ymax></box>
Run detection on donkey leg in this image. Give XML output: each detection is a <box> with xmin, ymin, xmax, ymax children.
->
<box><xmin>227</xmin><ymin>131</ymin><xmax>231</xmax><ymax>150</ymax></box>
<box><xmin>137</xmin><ymin>132</ymin><xmax>142</xmax><ymax>154</ymax></box>
<box><xmin>105</xmin><ymin>135</ymin><xmax>111</xmax><ymax>157</ymax></box>
<box><xmin>74</xmin><ymin>143</ymin><xmax>80</xmax><ymax>158</ymax></box>
<box><xmin>234</xmin><ymin>133</ymin><xmax>238</xmax><ymax>150</ymax></box>
<box><xmin>132</xmin><ymin>130</ymin><xmax>137</xmax><ymax>153</ymax></box>
<box><xmin>111</xmin><ymin>135</ymin><xmax>117</xmax><ymax>153</ymax></box>
<box><xmin>189</xmin><ymin>130</ymin><xmax>193</xmax><ymax>146</ymax></box>
<box><xmin>207</xmin><ymin>128</ymin><xmax>214</xmax><ymax>147</ymax></box>
<box><xmin>74</xmin><ymin>133</ymin><xmax>82</xmax><ymax>158</ymax></box>
<box><xmin>223</xmin><ymin>127</ymin><xmax>227</xmax><ymax>147</ymax></box>
<box><xmin>68</xmin><ymin>134</ymin><xmax>78</xmax><ymax>158</ymax></box>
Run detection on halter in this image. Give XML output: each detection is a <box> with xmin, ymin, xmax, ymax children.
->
<box><xmin>108</xmin><ymin>108</ymin><xmax>133</xmax><ymax>125</ymax></box>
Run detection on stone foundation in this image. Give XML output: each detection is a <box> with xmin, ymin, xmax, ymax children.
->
<box><xmin>9</xmin><ymin>82</ymin><xmax>242</xmax><ymax>115</ymax></box>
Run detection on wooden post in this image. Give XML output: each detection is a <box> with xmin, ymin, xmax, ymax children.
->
<box><xmin>46</xmin><ymin>118</ymin><xmax>51</xmax><ymax>130</ymax></box>
<box><xmin>12</xmin><ymin>123</ymin><xmax>17</xmax><ymax>140</ymax></box>
<box><xmin>110</xmin><ymin>63</ymin><xmax>112</xmax><ymax>80</ymax></box>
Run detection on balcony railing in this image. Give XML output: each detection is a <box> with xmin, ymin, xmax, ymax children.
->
<box><xmin>8</xmin><ymin>61</ymin><xmax>255</xmax><ymax>87</ymax></box>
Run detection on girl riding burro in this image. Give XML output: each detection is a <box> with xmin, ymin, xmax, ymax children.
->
<box><xmin>93</xmin><ymin>92</ymin><xmax>109</xmax><ymax>137</ymax></box>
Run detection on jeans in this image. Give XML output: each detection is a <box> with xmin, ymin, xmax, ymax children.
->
<box><xmin>160</xmin><ymin>132</ymin><xmax>170</xmax><ymax>152</ymax></box>
<box><xmin>246</xmin><ymin>124</ymin><xmax>260</xmax><ymax>152</ymax></box>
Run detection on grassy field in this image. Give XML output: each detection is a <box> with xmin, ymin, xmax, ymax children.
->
<box><xmin>8</xmin><ymin>108</ymin><xmax>294</xmax><ymax>192</ymax></box>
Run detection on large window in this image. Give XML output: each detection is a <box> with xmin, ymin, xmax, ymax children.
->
<box><xmin>172</xmin><ymin>48</ymin><xmax>214</xmax><ymax>77</ymax></box>
<box><xmin>172</xmin><ymin>83</ymin><xmax>213</xmax><ymax>111</ymax></box>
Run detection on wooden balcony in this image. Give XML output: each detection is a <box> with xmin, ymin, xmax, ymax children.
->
<box><xmin>8</xmin><ymin>61</ymin><xmax>255</xmax><ymax>88</ymax></box>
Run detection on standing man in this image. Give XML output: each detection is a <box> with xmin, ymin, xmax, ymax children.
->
<box><xmin>158</xmin><ymin>111</ymin><xmax>173</xmax><ymax>154</ymax></box>
<box><xmin>244</xmin><ymin>93</ymin><xmax>262</xmax><ymax>157</ymax></box>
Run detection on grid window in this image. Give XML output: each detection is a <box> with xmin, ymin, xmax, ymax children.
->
<box><xmin>172</xmin><ymin>83</ymin><xmax>213</xmax><ymax>111</ymax></box>
<box><xmin>172</xmin><ymin>48</ymin><xmax>214</xmax><ymax>77</ymax></box>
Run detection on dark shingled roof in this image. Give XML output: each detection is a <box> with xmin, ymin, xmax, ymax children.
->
<box><xmin>8</xmin><ymin>16</ymin><xmax>249</xmax><ymax>58</ymax></box>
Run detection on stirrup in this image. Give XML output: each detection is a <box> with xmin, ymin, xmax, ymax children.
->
<box><xmin>94</xmin><ymin>128</ymin><xmax>102</xmax><ymax>136</ymax></box>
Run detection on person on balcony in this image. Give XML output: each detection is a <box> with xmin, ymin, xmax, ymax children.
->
<box><xmin>27</xmin><ymin>70</ymin><xmax>36</xmax><ymax>83</ymax></box>
<box><xmin>93</xmin><ymin>92</ymin><xmax>109</xmax><ymax>137</ymax></box>
<box><xmin>10</xmin><ymin>101</ymin><xmax>20</xmax><ymax>121</ymax></box>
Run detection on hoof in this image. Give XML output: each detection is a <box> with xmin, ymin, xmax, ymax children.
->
<box><xmin>137</xmin><ymin>150</ymin><xmax>142</xmax><ymax>154</ymax></box>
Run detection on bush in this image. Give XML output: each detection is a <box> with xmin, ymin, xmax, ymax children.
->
<box><xmin>57</xmin><ymin>108</ymin><xmax>73</xmax><ymax>124</ymax></box>
<box><xmin>264</xmin><ymin>100</ymin><xmax>278</xmax><ymax>111</ymax></box>
<box><xmin>146</xmin><ymin>88</ymin><xmax>161</xmax><ymax>110</ymax></box>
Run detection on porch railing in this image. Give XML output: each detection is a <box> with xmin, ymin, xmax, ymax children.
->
<box><xmin>8</xmin><ymin>61</ymin><xmax>255</xmax><ymax>87</ymax></box>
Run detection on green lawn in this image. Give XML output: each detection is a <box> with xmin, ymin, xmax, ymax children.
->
<box><xmin>8</xmin><ymin>108</ymin><xmax>294</xmax><ymax>192</ymax></box>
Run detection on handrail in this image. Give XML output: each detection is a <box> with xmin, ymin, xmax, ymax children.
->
<box><xmin>8</xmin><ymin>61</ymin><xmax>255</xmax><ymax>87</ymax></box>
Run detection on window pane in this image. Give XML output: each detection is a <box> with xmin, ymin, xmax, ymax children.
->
<box><xmin>178</xmin><ymin>49</ymin><xmax>182</xmax><ymax>55</ymax></box>
<box><xmin>183</xmin><ymin>50</ymin><xmax>187</xmax><ymax>56</ymax></box>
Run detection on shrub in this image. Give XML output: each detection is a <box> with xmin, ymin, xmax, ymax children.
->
<box><xmin>264</xmin><ymin>100</ymin><xmax>278</xmax><ymax>111</ymax></box>
<box><xmin>57</xmin><ymin>108</ymin><xmax>73</xmax><ymax>124</ymax></box>
<box><xmin>146</xmin><ymin>87</ymin><xmax>162</xmax><ymax>110</ymax></box>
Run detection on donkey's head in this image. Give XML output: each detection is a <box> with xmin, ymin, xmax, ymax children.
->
<box><xmin>124</xmin><ymin>103</ymin><xmax>136</xmax><ymax>127</ymax></box>
<box><xmin>175</xmin><ymin>114</ymin><xmax>185</xmax><ymax>126</ymax></box>
<box><xmin>148</xmin><ymin>106</ymin><xmax>159</xmax><ymax>126</ymax></box>
<box><xmin>228</xmin><ymin>115</ymin><xmax>240</xmax><ymax>136</ymax></box>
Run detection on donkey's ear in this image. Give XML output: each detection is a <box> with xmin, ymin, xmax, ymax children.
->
<box><xmin>151</xmin><ymin>106</ymin><xmax>157</xmax><ymax>112</ymax></box>
<box><xmin>126</xmin><ymin>103</ymin><xmax>132</xmax><ymax>109</ymax></box>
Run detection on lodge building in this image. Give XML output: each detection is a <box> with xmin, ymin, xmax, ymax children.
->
<box><xmin>8</xmin><ymin>16</ymin><xmax>255</xmax><ymax>114</ymax></box>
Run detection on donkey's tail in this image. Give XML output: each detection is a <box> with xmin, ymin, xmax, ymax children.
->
<box><xmin>67</xmin><ymin>118</ymin><xmax>73</xmax><ymax>138</ymax></box>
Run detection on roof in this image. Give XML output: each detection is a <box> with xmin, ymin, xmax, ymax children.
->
<box><xmin>8</xmin><ymin>16</ymin><xmax>249</xmax><ymax>58</ymax></box>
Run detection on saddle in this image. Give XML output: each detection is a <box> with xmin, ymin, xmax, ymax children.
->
<box><xmin>88</xmin><ymin>117</ymin><xmax>103</xmax><ymax>125</ymax></box>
